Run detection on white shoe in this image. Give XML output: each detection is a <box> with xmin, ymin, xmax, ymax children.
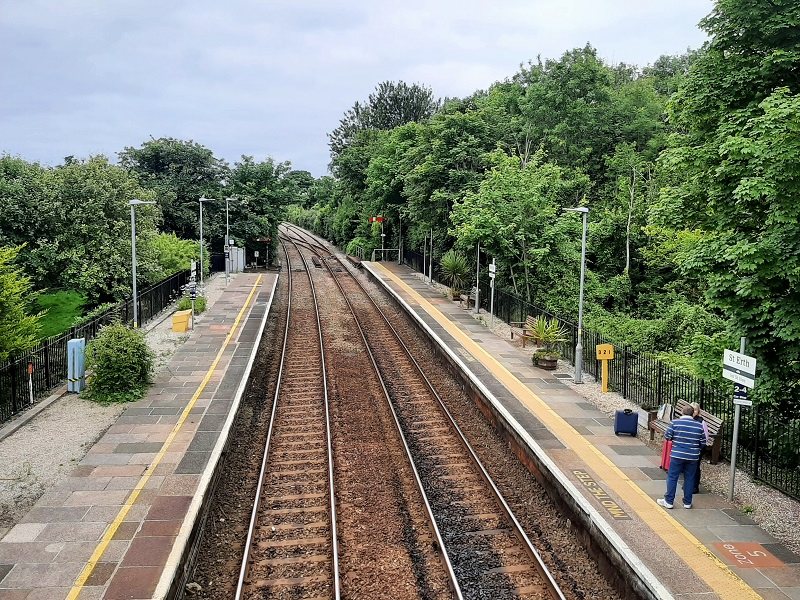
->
<box><xmin>657</xmin><ymin>498</ymin><xmax>673</xmax><ymax>509</ymax></box>
<box><xmin>683</xmin><ymin>503</ymin><xmax>692</xmax><ymax>509</ymax></box>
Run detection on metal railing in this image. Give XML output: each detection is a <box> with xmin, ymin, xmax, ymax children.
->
<box><xmin>400</xmin><ymin>250</ymin><xmax>798</xmax><ymax>500</ymax></box>
<box><xmin>0</xmin><ymin>270</ymin><xmax>190</xmax><ymax>423</ymax></box>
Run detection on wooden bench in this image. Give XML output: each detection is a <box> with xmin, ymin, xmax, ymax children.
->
<box><xmin>509</xmin><ymin>315</ymin><xmax>538</xmax><ymax>348</ymax></box>
<box><xmin>459</xmin><ymin>287</ymin><xmax>478</xmax><ymax>309</ymax></box>
<box><xmin>649</xmin><ymin>399</ymin><xmax>724</xmax><ymax>464</ymax></box>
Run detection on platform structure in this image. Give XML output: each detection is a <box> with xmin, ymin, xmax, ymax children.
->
<box><xmin>0</xmin><ymin>273</ymin><xmax>277</xmax><ymax>600</ymax></box>
<box><xmin>365</xmin><ymin>261</ymin><xmax>800</xmax><ymax>600</ymax></box>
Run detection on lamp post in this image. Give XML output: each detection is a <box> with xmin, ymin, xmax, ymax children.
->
<box><xmin>129</xmin><ymin>199</ymin><xmax>156</xmax><ymax>328</ymax></box>
<box><xmin>563</xmin><ymin>206</ymin><xmax>589</xmax><ymax>383</ymax></box>
<box><xmin>199</xmin><ymin>197</ymin><xmax>209</xmax><ymax>288</ymax></box>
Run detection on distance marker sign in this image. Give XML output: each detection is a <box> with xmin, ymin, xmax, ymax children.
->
<box><xmin>722</xmin><ymin>349</ymin><xmax>756</xmax><ymax>388</ymax></box>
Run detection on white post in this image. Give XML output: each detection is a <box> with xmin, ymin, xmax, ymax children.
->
<box><xmin>398</xmin><ymin>214</ymin><xmax>402</xmax><ymax>265</ymax></box>
<box><xmin>28</xmin><ymin>367</ymin><xmax>34</xmax><ymax>406</ymax></box>
<box><xmin>574</xmin><ymin>209</ymin><xmax>588</xmax><ymax>384</ymax></box>
<box><xmin>728</xmin><ymin>336</ymin><xmax>747</xmax><ymax>501</ymax></box>
<box><xmin>429</xmin><ymin>227</ymin><xmax>433</xmax><ymax>283</ymax></box>
<box><xmin>422</xmin><ymin>232</ymin><xmax>427</xmax><ymax>281</ymax></box>
<box><xmin>225</xmin><ymin>198</ymin><xmax>230</xmax><ymax>286</ymax></box>
<box><xmin>199</xmin><ymin>200</ymin><xmax>204</xmax><ymax>288</ymax></box>
<box><xmin>474</xmin><ymin>241</ymin><xmax>480</xmax><ymax>314</ymax></box>
<box><xmin>490</xmin><ymin>257</ymin><xmax>496</xmax><ymax>327</ymax></box>
<box><xmin>130</xmin><ymin>205</ymin><xmax>138</xmax><ymax>328</ymax></box>
<box><xmin>381</xmin><ymin>219</ymin><xmax>385</xmax><ymax>256</ymax></box>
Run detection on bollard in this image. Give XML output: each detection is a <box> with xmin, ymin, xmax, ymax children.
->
<box><xmin>67</xmin><ymin>338</ymin><xmax>86</xmax><ymax>393</ymax></box>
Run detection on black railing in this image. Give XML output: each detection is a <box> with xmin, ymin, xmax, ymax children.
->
<box><xmin>399</xmin><ymin>253</ymin><xmax>799</xmax><ymax>500</ymax></box>
<box><xmin>0</xmin><ymin>270</ymin><xmax>190</xmax><ymax>424</ymax></box>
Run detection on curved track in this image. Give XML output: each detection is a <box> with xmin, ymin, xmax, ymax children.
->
<box><xmin>282</xmin><ymin>224</ymin><xmax>565</xmax><ymax>600</ymax></box>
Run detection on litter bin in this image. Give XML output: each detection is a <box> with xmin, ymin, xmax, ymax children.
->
<box><xmin>172</xmin><ymin>309</ymin><xmax>192</xmax><ymax>333</ymax></box>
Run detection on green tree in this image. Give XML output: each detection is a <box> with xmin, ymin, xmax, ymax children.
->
<box><xmin>119</xmin><ymin>138</ymin><xmax>226</xmax><ymax>240</ymax></box>
<box><xmin>655</xmin><ymin>0</ymin><xmax>800</xmax><ymax>408</ymax></box>
<box><xmin>0</xmin><ymin>246</ymin><xmax>41</xmax><ymax>361</ymax></box>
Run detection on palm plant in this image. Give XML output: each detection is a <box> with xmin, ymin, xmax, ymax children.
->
<box><xmin>439</xmin><ymin>249</ymin><xmax>470</xmax><ymax>297</ymax></box>
<box><xmin>531</xmin><ymin>316</ymin><xmax>568</xmax><ymax>357</ymax></box>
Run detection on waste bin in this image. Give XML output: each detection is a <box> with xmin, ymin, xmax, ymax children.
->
<box><xmin>172</xmin><ymin>309</ymin><xmax>192</xmax><ymax>333</ymax></box>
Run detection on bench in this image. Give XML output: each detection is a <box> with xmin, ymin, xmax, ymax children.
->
<box><xmin>509</xmin><ymin>315</ymin><xmax>538</xmax><ymax>348</ymax></box>
<box><xmin>459</xmin><ymin>287</ymin><xmax>478</xmax><ymax>309</ymax></box>
<box><xmin>649</xmin><ymin>399</ymin><xmax>724</xmax><ymax>464</ymax></box>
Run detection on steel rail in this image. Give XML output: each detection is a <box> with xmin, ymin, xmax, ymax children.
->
<box><xmin>234</xmin><ymin>240</ymin><xmax>341</xmax><ymax>600</ymax></box>
<box><xmin>284</xmin><ymin>225</ymin><xmax>566</xmax><ymax>600</ymax></box>
<box><xmin>284</xmin><ymin>233</ymin><xmax>464</xmax><ymax>600</ymax></box>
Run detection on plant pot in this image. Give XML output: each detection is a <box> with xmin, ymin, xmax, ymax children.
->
<box><xmin>536</xmin><ymin>355</ymin><xmax>558</xmax><ymax>370</ymax></box>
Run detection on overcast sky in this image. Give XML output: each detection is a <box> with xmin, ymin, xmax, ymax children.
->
<box><xmin>0</xmin><ymin>1</ymin><xmax>713</xmax><ymax>176</ymax></box>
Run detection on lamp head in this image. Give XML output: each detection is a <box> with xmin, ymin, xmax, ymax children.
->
<box><xmin>199</xmin><ymin>196</ymin><xmax>210</xmax><ymax>203</ymax></box>
<box><xmin>129</xmin><ymin>198</ymin><xmax>156</xmax><ymax>206</ymax></box>
<box><xmin>563</xmin><ymin>206</ymin><xmax>589</xmax><ymax>214</ymax></box>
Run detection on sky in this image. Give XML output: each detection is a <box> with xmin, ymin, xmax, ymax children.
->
<box><xmin>0</xmin><ymin>0</ymin><xmax>713</xmax><ymax>176</ymax></box>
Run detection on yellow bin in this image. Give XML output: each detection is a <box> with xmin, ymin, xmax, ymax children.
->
<box><xmin>172</xmin><ymin>309</ymin><xmax>192</xmax><ymax>333</ymax></box>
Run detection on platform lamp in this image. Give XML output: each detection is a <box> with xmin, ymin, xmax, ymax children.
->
<box><xmin>563</xmin><ymin>206</ymin><xmax>589</xmax><ymax>384</ymax></box>
<box><xmin>198</xmin><ymin>197</ymin><xmax>210</xmax><ymax>288</ymax></box>
<box><xmin>129</xmin><ymin>198</ymin><xmax>156</xmax><ymax>328</ymax></box>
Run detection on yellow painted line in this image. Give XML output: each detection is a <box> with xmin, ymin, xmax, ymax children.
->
<box><xmin>66</xmin><ymin>275</ymin><xmax>263</xmax><ymax>599</ymax></box>
<box><xmin>373</xmin><ymin>263</ymin><xmax>761</xmax><ymax>600</ymax></box>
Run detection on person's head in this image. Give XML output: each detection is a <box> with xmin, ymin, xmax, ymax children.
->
<box><xmin>682</xmin><ymin>405</ymin><xmax>695</xmax><ymax>416</ymax></box>
<box><xmin>690</xmin><ymin>402</ymin><xmax>701</xmax><ymax>417</ymax></box>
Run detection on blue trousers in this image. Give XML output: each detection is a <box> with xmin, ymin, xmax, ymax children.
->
<box><xmin>665</xmin><ymin>457</ymin><xmax>698</xmax><ymax>506</ymax></box>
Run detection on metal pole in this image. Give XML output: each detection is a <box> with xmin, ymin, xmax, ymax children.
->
<box><xmin>131</xmin><ymin>205</ymin><xmax>139</xmax><ymax>328</ymax></box>
<box><xmin>422</xmin><ymin>232</ymin><xmax>427</xmax><ymax>281</ymax></box>
<box><xmin>574</xmin><ymin>210</ymin><xmax>588</xmax><ymax>383</ymax></box>
<box><xmin>225</xmin><ymin>197</ymin><xmax>230</xmax><ymax>286</ymax></box>
<box><xmin>381</xmin><ymin>220</ymin><xmax>385</xmax><ymax>256</ymax></box>
<box><xmin>199</xmin><ymin>201</ymin><xmax>204</xmax><ymax>288</ymax></box>
<box><xmin>474</xmin><ymin>242</ymin><xmax>480</xmax><ymax>314</ymax></box>
<box><xmin>490</xmin><ymin>258</ymin><xmax>496</xmax><ymax>326</ymax></box>
<box><xmin>398</xmin><ymin>214</ymin><xmax>402</xmax><ymax>264</ymax></box>
<box><xmin>429</xmin><ymin>227</ymin><xmax>433</xmax><ymax>283</ymax></box>
<box><xmin>728</xmin><ymin>336</ymin><xmax>747</xmax><ymax>501</ymax></box>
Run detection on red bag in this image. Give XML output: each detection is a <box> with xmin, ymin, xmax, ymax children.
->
<box><xmin>660</xmin><ymin>439</ymin><xmax>673</xmax><ymax>470</ymax></box>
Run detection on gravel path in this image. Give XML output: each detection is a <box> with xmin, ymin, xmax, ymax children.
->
<box><xmin>0</xmin><ymin>273</ymin><xmax>229</xmax><ymax>539</ymax></box>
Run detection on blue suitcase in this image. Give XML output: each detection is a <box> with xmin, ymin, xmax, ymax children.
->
<box><xmin>614</xmin><ymin>409</ymin><xmax>638</xmax><ymax>436</ymax></box>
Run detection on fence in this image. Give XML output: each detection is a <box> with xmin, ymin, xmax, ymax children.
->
<box><xmin>0</xmin><ymin>270</ymin><xmax>190</xmax><ymax>424</ymax></box>
<box><xmin>403</xmin><ymin>249</ymin><xmax>799</xmax><ymax>500</ymax></box>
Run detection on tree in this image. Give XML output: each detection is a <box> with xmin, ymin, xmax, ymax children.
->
<box><xmin>329</xmin><ymin>81</ymin><xmax>440</xmax><ymax>162</ymax></box>
<box><xmin>0</xmin><ymin>246</ymin><xmax>41</xmax><ymax>361</ymax></box>
<box><xmin>118</xmin><ymin>138</ymin><xmax>226</xmax><ymax>240</ymax></box>
<box><xmin>655</xmin><ymin>0</ymin><xmax>800</xmax><ymax>409</ymax></box>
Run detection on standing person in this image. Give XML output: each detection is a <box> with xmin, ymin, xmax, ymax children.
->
<box><xmin>689</xmin><ymin>402</ymin><xmax>710</xmax><ymax>494</ymax></box>
<box><xmin>657</xmin><ymin>405</ymin><xmax>706</xmax><ymax>509</ymax></box>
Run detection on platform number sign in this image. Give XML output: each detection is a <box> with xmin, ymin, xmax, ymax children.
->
<box><xmin>595</xmin><ymin>344</ymin><xmax>615</xmax><ymax>393</ymax></box>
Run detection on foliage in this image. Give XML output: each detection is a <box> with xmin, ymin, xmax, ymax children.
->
<box><xmin>34</xmin><ymin>290</ymin><xmax>86</xmax><ymax>338</ymax></box>
<box><xmin>147</xmin><ymin>233</ymin><xmax>207</xmax><ymax>279</ymax></box>
<box><xmin>529</xmin><ymin>316</ymin><xmax>568</xmax><ymax>354</ymax></box>
<box><xmin>83</xmin><ymin>323</ymin><xmax>154</xmax><ymax>403</ymax></box>
<box><xmin>329</xmin><ymin>81</ymin><xmax>440</xmax><ymax>162</ymax></box>
<box><xmin>345</xmin><ymin>236</ymin><xmax>375</xmax><ymax>258</ymax></box>
<box><xmin>177</xmin><ymin>296</ymin><xmax>207</xmax><ymax>313</ymax></box>
<box><xmin>73</xmin><ymin>302</ymin><xmax>118</xmax><ymax>327</ymax></box>
<box><xmin>439</xmin><ymin>250</ymin><xmax>470</xmax><ymax>296</ymax></box>
<box><xmin>0</xmin><ymin>246</ymin><xmax>41</xmax><ymax>361</ymax></box>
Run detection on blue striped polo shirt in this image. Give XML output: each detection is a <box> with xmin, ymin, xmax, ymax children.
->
<box><xmin>665</xmin><ymin>415</ymin><xmax>706</xmax><ymax>461</ymax></box>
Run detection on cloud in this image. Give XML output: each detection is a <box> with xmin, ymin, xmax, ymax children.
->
<box><xmin>0</xmin><ymin>0</ymin><xmax>712</xmax><ymax>175</ymax></box>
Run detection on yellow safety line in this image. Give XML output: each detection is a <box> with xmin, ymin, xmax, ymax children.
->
<box><xmin>373</xmin><ymin>263</ymin><xmax>761</xmax><ymax>600</ymax></box>
<box><xmin>66</xmin><ymin>275</ymin><xmax>263</xmax><ymax>599</ymax></box>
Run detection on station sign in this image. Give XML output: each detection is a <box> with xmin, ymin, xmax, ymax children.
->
<box><xmin>733</xmin><ymin>383</ymin><xmax>752</xmax><ymax>406</ymax></box>
<box><xmin>596</xmin><ymin>343</ymin><xmax>615</xmax><ymax>360</ymax></box>
<box><xmin>722</xmin><ymin>349</ymin><xmax>756</xmax><ymax>388</ymax></box>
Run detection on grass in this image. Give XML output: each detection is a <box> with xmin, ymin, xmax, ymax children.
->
<box><xmin>34</xmin><ymin>290</ymin><xmax>86</xmax><ymax>339</ymax></box>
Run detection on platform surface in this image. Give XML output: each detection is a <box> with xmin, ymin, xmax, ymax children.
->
<box><xmin>0</xmin><ymin>273</ymin><xmax>276</xmax><ymax>600</ymax></box>
<box><xmin>367</xmin><ymin>260</ymin><xmax>800</xmax><ymax>600</ymax></box>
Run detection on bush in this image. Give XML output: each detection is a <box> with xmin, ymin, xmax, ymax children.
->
<box><xmin>146</xmin><ymin>232</ymin><xmax>208</xmax><ymax>281</ymax></box>
<box><xmin>177</xmin><ymin>296</ymin><xmax>207</xmax><ymax>313</ymax></box>
<box><xmin>84</xmin><ymin>323</ymin><xmax>154</xmax><ymax>403</ymax></box>
<box><xmin>439</xmin><ymin>250</ymin><xmax>470</xmax><ymax>296</ymax></box>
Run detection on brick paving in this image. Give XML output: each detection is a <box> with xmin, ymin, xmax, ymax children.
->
<box><xmin>0</xmin><ymin>273</ymin><xmax>276</xmax><ymax>599</ymax></box>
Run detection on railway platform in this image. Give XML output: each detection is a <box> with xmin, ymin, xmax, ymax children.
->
<box><xmin>365</xmin><ymin>260</ymin><xmax>800</xmax><ymax>600</ymax></box>
<box><xmin>0</xmin><ymin>273</ymin><xmax>277</xmax><ymax>600</ymax></box>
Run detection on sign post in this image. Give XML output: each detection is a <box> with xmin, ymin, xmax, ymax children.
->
<box><xmin>725</xmin><ymin>338</ymin><xmax>756</xmax><ymax>501</ymax></box>
<box><xmin>595</xmin><ymin>344</ymin><xmax>615</xmax><ymax>392</ymax></box>
<box><xmin>474</xmin><ymin>242</ymin><xmax>480</xmax><ymax>315</ymax></box>
<box><xmin>488</xmin><ymin>258</ymin><xmax>496</xmax><ymax>326</ymax></box>
<box><xmin>27</xmin><ymin>362</ymin><xmax>34</xmax><ymax>406</ymax></box>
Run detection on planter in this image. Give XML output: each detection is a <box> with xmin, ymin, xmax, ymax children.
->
<box><xmin>536</xmin><ymin>355</ymin><xmax>559</xmax><ymax>370</ymax></box>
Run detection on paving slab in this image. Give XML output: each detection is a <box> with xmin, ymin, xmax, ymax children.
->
<box><xmin>0</xmin><ymin>273</ymin><xmax>277</xmax><ymax>599</ymax></box>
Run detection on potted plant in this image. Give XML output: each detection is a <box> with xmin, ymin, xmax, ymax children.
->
<box><xmin>439</xmin><ymin>249</ymin><xmax>470</xmax><ymax>300</ymax></box>
<box><xmin>531</xmin><ymin>316</ymin><xmax>568</xmax><ymax>370</ymax></box>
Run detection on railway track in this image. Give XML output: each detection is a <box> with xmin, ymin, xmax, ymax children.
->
<box><xmin>283</xmin><ymin>224</ymin><xmax>565</xmax><ymax>600</ymax></box>
<box><xmin>235</xmin><ymin>241</ymin><xmax>340</xmax><ymax>600</ymax></box>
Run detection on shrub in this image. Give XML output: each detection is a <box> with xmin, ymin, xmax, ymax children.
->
<box><xmin>177</xmin><ymin>296</ymin><xmax>207</xmax><ymax>313</ymax></box>
<box><xmin>439</xmin><ymin>250</ymin><xmax>470</xmax><ymax>296</ymax></box>
<box><xmin>84</xmin><ymin>323</ymin><xmax>154</xmax><ymax>403</ymax></box>
<box><xmin>146</xmin><ymin>232</ymin><xmax>208</xmax><ymax>281</ymax></box>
